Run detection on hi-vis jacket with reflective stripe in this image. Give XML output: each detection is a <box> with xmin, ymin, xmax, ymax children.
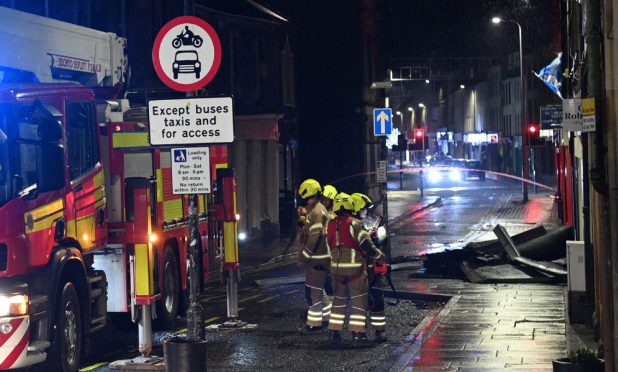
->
<box><xmin>298</xmin><ymin>201</ymin><xmax>331</xmax><ymax>266</ymax></box>
<box><xmin>326</xmin><ymin>215</ymin><xmax>384</xmax><ymax>277</ymax></box>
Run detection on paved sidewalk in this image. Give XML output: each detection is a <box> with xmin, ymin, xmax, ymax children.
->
<box><xmin>385</xmin><ymin>193</ymin><xmax>596</xmax><ymax>371</ymax></box>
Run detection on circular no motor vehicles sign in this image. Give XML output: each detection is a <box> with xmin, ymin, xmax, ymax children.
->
<box><xmin>152</xmin><ymin>16</ymin><xmax>222</xmax><ymax>92</ymax></box>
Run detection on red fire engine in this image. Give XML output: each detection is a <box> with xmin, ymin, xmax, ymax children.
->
<box><xmin>0</xmin><ymin>6</ymin><xmax>235</xmax><ymax>371</ymax></box>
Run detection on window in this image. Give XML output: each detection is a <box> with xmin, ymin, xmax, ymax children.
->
<box><xmin>67</xmin><ymin>102</ymin><xmax>99</xmax><ymax>179</ymax></box>
<box><xmin>2</xmin><ymin>103</ymin><xmax>65</xmax><ymax>201</ymax></box>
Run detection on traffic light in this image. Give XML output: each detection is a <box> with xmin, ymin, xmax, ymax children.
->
<box><xmin>408</xmin><ymin>128</ymin><xmax>425</xmax><ymax>150</ymax></box>
<box><xmin>414</xmin><ymin>128</ymin><xmax>424</xmax><ymax>141</ymax></box>
<box><xmin>527</xmin><ymin>123</ymin><xmax>544</xmax><ymax>146</ymax></box>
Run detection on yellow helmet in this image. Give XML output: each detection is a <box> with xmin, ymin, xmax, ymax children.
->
<box><xmin>322</xmin><ymin>185</ymin><xmax>338</xmax><ymax>200</ymax></box>
<box><xmin>351</xmin><ymin>193</ymin><xmax>373</xmax><ymax>213</ymax></box>
<box><xmin>333</xmin><ymin>192</ymin><xmax>355</xmax><ymax>213</ymax></box>
<box><xmin>298</xmin><ymin>179</ymin><xmax>321</xmax><ymax>199</ymax></box>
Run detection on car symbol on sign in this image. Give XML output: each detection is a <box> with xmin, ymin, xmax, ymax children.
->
<box><xmin>172</xmin><ymin>51</ymin><xmax>201</xmax><ymax>79</ymax></box>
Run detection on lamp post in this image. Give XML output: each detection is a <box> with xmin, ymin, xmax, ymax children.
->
<box><xmin>407</xmin><ymin>107</ymin><xmax>414</xmax><ymax>165</ymax></box>
<box><xmin>396</xmin><ymin>111</ymin><xmax>404</xmax><ymax>189</ymax></box>
<box><xmin>492</xmin><ymin>16</ymin><xmax>528</xmax><ymax>202</ymax></box>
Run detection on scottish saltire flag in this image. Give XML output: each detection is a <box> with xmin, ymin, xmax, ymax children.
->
<box><xmin>534</xmin><ymin>52</ymin><xmax>563</xmax><ymax>100</ymax></box>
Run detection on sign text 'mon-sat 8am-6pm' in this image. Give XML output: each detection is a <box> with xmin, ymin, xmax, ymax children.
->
<box><xmin>148</xmin><ymin>96</ymin><xmax>234</xmax><ymax>145</ymax></box>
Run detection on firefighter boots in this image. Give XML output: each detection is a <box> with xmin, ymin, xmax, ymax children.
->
<box><xmin>328</xmin><ymin>330</ymin><xmax>342</xmax><ymax>344</ymax></box>
<box><xmin>352</xmin><ymin>332</ymin><xmax>371</xmax><ymax>347</ymax></box>
<box><xmin>300</xmin><ymin>324</ymin><xmax>322</xmax><ymax>335</ymax></box>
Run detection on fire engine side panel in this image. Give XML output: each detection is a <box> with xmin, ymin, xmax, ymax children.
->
<box><xmin>124</xmin><ymin>152</ymin><xmax>154</xmax><ymax>179</ymax></box>
<box><xmin>157</xmin><ymin>150</ymin><xmax>184</xmax><ymax>223</ymax></box>
<box><xmin>91</xmin><ymin>245</ymin><xmax>128</xmax><ymax>312</ymax></box>
<box><xmin>66</xmin><ymin>167</ymin><xmax>106</xmax><ymax>252</ymax></box>
<box><xmin>99</xmin><ymin>127</ymin><xmax>123</xmax><ymax>222</ymax></box>
<box><xmin>24</xmin><ymin>198</ymin><xmax>64</xmax><ymax>269</ymax></box>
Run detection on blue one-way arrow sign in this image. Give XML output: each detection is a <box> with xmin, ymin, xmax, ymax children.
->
<box><xmin>373</xmin><ymin>108</ymin><xmax>392</xmax><ymax>136</ymax></box>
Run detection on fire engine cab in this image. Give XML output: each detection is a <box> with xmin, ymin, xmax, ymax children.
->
<box><xmin>0</xmin><ymin>6</ymin><xmax>233</xmax><ymax>371</ymax></box>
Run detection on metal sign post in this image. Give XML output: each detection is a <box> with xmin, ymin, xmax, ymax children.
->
<box><xmin>146</xmin><ymin>15</ymin><xmax>228</xmax><ymax>370</ymax></box>
<box><xmin>170</xmin><ymin>147</ymin><xmax>212</xmax><ymax>341</ymax></box>
<box><xmin>420</xmin><ymin>136</ymin><xmax>424</xmax><ymax>197</ymax></box>
<box><xmin>187</xmin><ymin>194</ymin><xmax>205</xmax><ymax>341</ymax></box>
<box><xmin>373</xmin><ymin>108</ymin><xmax>392</xmax><ymax>260</ymax></box>
<box><xmin>380</xmin><ymin>139</ymin><xmax>390</xmax><ymax>260</ymax></box>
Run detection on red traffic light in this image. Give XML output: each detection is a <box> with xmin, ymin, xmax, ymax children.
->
<box><xmin>528</xmin><ymin>124</ymin><xmax>538</xmax><ymax>134</ymax></box>
<box><xmin>414</xmin><ymin>129</ymin><xmax>424</xmax><ymax>139</ymax></box>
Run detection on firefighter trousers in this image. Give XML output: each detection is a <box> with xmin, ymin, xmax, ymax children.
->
<box><xmin>304</xmin><ymin>265</ymin><xmax>332</xmax><ymax>327</ymax></box>
<box><xmin>368</xmin><ymin>273</ymin><xmax>386</xmax><ymax>331</ymax></box>
<box><xmin>368</xmin><ymin>286</ymin><xmax>386</xmax><ymax>331</ymax></box>
<box><xmin>328</xmin><ymin>273</ymin><xmax>368</xmax><ymax>333</ymax></box>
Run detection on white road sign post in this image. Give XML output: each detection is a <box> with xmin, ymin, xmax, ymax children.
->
<box><xmin>148</xmin><ymin>96</ymin><xmax>234</xmax><ymax>145</ymax></box>
<box><xmin>150</xmin><ymin>17</ymin><xmax>232</xmax><ymax>354</ymax></box>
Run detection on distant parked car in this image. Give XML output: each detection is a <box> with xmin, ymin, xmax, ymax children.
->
<box><xmin>426</xmin><ymin>158</ymin><xmax>486</xmax><ymax>184</ymax></box>
<box><xmin>464</xmin><ymin>159</ymin><xmax>486</xmax><ymax>181</ymax></box>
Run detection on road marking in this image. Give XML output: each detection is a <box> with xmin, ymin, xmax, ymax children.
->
<box><xmin>257</xmin><ymin>296</ymin><xmax>277</xmax><ymax>303</ymax></box>
<box><xmin>284</xmin><ymin>290</ymin><xmax>300</xmax><ymax>295</ymax></box>
<box><xmin>174</xmin><ymin>317</ymin><xmax>220</xmax><ymax>335</ymax></box>
<box><xmin>201</xmin><ymin>295</ymin><xmax>226</xmax><ymax>302</ymax></box>
<box><xmin>173</xmin><ymin>327</ymin><xmax>187</xmax><ymax>335</ymax></box>
<box><xmin>80</xmin><ymin>362</ymin><xmax>109</xmax><ymax>371</ymax></box>
<box><xmin>239</xmin><ymin>294</ymin><xmax>263</xmax><ymax>303</ymax></box>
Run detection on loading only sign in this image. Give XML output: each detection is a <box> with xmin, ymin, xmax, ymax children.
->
<box><xmin>148</xmin><ymin>96</ymin><xmax>234</xmax><ymax>145</ymax></box>
<box><xmin>171</xmin><ymin>147</ymin><xmax>211</xmax><ymax>194</ymax></box>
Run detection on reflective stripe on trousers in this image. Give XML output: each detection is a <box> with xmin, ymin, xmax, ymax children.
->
<box><xmin>327</xmin><ymin>273</ymin><xmax>368</xmax><ymax>333</ymax></box>
<box><xmin>305</xmin><ymin>266</ymin><xmax>330</xmax><ymax>327</ymax></box>
<box><xmin>369</xmin><ymin>285</ymin><xmax>386</xmax><ymax>331</ymax></box>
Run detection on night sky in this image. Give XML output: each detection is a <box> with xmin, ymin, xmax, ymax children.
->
<box><xmin>0</xmin><ymin>0</ymin><xmax>557</xmax><ymax>189</ymax></box>
<box><xmin>264</xmin><ymin>0</ymin><xmax>557</xmax><ymax>188</ymax></box>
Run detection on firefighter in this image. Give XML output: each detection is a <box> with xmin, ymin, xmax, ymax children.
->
<box><xmin>297</xmin><ymin>179</ymin><xmax>332</xmax><ymax>334</ymax></box>
<box><xmin>320</xmin><ymin>184</ymin><xmax>338</xmax><ymax>313</ymax></box>
<box><xmin>327</xmin><ymin>193</ymin><xmax>384</xmax><ymax>344</ymax></box>
<box><xmin>351</xmin><ymin>193</ymin><xmax>388</xmax><ymax>343</ymax></box>
<box><xmin>322</xmin><ymin>185</ymin><xmax>338</xmax><ymax>217</ymax></box>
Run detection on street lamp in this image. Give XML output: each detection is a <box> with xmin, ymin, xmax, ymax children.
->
<box><xmin>408</xmin><ymin>107</ymin><xmax>415</xmax><ymax>131</ymax></box>
<box><xmin>492</xmin><ymin>16</ymin><xmax>528</xmax><ymax>202</ymax></box>
<box><xmin>395</xmin><ymin>111</ymin><xmax>404</xmax><ymax>128</ymax></box>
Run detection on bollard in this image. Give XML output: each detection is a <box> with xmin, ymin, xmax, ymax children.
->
<box><xmin>164</xmin><ymin>337</ymin><xmax>207</xmax><ymax>372</ymax></box>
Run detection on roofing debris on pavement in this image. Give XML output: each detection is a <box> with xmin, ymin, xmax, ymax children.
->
<box><xmin>417</xmin><ymin>223</ymin><xmax>573</xmax><ymax>284</ymax></box>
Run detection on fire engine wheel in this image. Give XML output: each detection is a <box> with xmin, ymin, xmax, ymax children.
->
<box><xmin>46</xmin><ymin>282</ymin><xmax>82</xmax><ymax>372</ymax></box>
<box><xmin>156</xmin><ymin>247</ymin><xmax>180</xmax><ymax>330</ymax></box>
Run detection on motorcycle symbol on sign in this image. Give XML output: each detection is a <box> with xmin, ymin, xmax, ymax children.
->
<box><xmin>172</xmin><ymin>26</ymin><xmax>203</xmax><ymax>48</ymax></box>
